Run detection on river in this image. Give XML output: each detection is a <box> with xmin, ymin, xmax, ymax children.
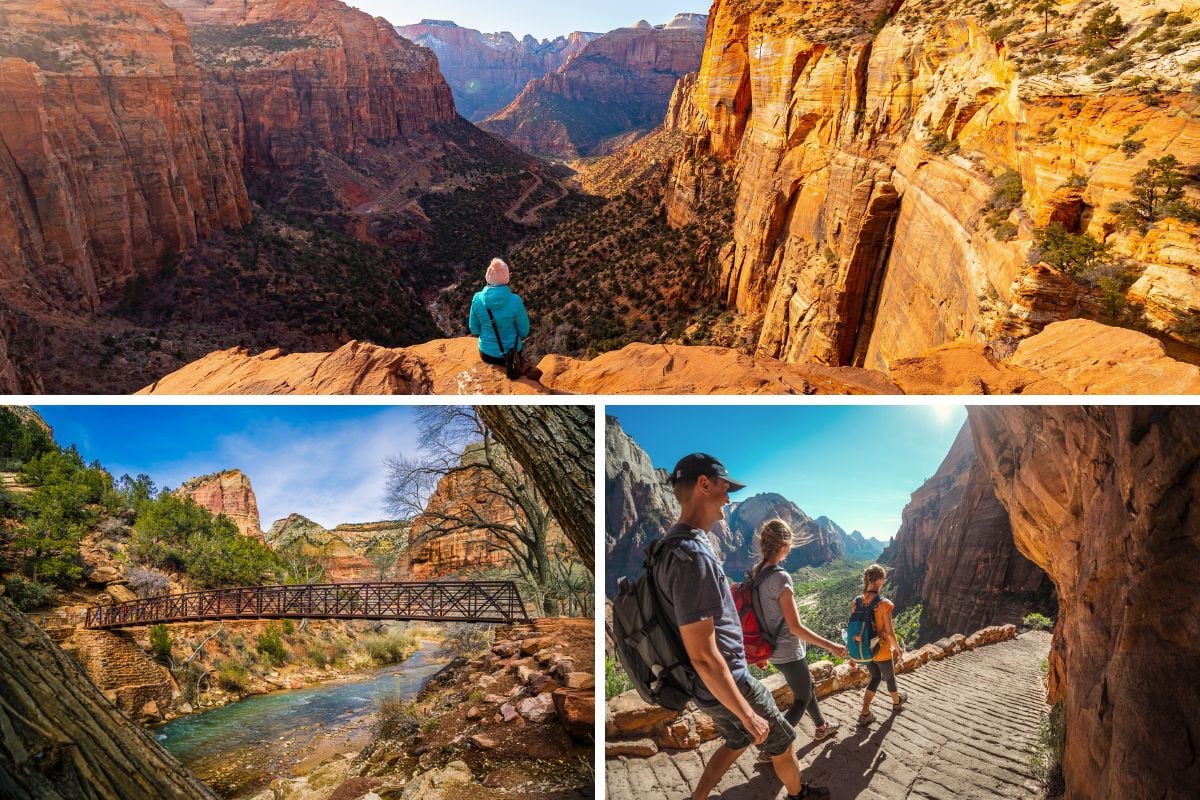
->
<box><xmin>156</xmin><ymin>646</ymin><xmax>446</xmax><ymax>798</ymax></box>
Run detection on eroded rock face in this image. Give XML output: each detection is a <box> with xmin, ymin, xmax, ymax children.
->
<box><xmin>395</xmin><ymin>20</ymin><xmax>596</xmax><ymax>121</ymax></box>
<box><xmin>666</xmin><ymin>0</ymin><xmax>1200</xmax><ymax>370</ymax></box>
<box><xmin>969</xmin><ymin>406</ymin><xmax>1200</xmax><ymax>800</ymax></box>
<box><xmin>482</xmin><ymin>17</ymin><xmax>706</xmax><ymax>158</ymax></box>
<box><xmin>0</xmin><ymin>0</ymin><xmax>250</xmax><ymax>313</ymax></box>
<box><xmin>177</xmin><ymin>469</ymin><xmax>265</xmax><ymax>541</ymax></box>
<box><xmin>265</xmin><ymin>513</ymin><xmax>379</xmax><ymax>581</ymax></box>
<box><xmin>61</xmin><ymin>628</ymin><xmax>175</xmax><ymax>721</ymax></box>
<box><xmin>881</xmin><ymin>423</ymin><xmax>1055</xmax><ymax>641</ymax></box>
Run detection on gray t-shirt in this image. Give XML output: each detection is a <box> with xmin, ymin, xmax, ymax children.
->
<box><xmin>757</xmin><ymin>567</ymin><xmax>805</xmax><ymax>664</ymax></box>
<box><xmin>653</xmin><ymin>523</ymin><xmax>749</xmax><ymax>705</ymax></box>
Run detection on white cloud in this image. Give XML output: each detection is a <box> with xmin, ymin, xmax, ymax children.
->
<box><xmin>149</xmin><ymin>410</ymin><xmax>427</xmax><ymax>529</ymax></box>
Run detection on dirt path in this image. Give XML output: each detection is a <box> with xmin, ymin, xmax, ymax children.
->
<box><xmin>606</xmin><ymin>632</ymin><xmax>1052</xmax><ymax>800</ymax></box>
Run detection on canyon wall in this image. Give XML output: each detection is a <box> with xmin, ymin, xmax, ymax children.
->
<box><xmin>0</xmin><ymin>0</ymin><xmax>250</xmax><ymax>314</ymax></box>
<box><xmin>176</xmin><ymin>469</ymin><xmax>265</xmax><ymax>541</ymax></box>
<box><xmin>665</xmin><ymin>0</ymin><xmax>1200</xmax><ymax>370</ymax></box>
<box><xmin>881</xmin><ymin>422</ymin><xmax>1055</xmax><ymax>641</ymax></box>
<box><xmin>265</xmin><ymin>514</ymin><xmax>409</xmax><ymax>581</ymax></box>
<box><xmin>395</xmin><ymin>20</ymin><xmax>596</xmax><ymax>120</ymax></box>
<box><xmin>483</xmin><ymin>16</ymin><xmax>707</xmax><ymax>158</ymax></box>
<box><xmin>970</xmin><ymin>406</ymin><xmax>1200</xmax><ymax>800</ymax></box>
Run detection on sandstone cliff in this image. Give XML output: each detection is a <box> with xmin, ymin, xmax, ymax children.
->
<box><xmin>0</xmin><ymin>0</ymin><xmax>250</xmax><ymax>368</ymax></box>
<box><xmin>177</xmin><ymin>469</ymin><xmax>265</xmax><ymax>541</ymax></box>
<box><xmin>969</xmin><ymin>406</ymin><xmax>1200</xmax><ymax>800</ymax></box>
<box><xmin>880</xmin><ymin>423</ymin><xmax>1056</xmax><ymax>641</ymax></box>
<box><xmin>482</xmin><ymin>16</ymin><xmax>707</xmax><ymax>158</ymax></box>
<box><xmin>138</xmin><ymin>319</ymin><xmax>1200</xmax><ymax>395</ymax></box>
<box><xmin>265</xmin><ymin>514</ymin><xmax>408</xmax><ymax>581</ymax></box>
<box><xmin>396</xmin><ymin>20</ymin><xmax>597</xmax><ymax>120</ymax></box>
<box><xmin>663</xmin><ymin>0</ymin><xmax>1200</xmax><ymax>372</ymax></box>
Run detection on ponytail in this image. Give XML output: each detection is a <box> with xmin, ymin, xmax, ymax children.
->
<box><xmin>862</xmin><ymin>563</ymin><xmax>886</xmax><ymax>594</ymax></box>
<box><xmin>751</xmin><ymin>519</ymin><xmax>794</xmax><ymax>580</ymax></box>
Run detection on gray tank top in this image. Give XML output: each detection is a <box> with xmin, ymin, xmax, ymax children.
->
<box><xmin>757</xmin><ymin>567</ymin><xmax>805</xmax><ymax>664</ymax></box>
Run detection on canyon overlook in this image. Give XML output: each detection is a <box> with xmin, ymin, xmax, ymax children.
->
<box><xmin>2</xmin><ymin>0</ymin><xmax>1200</xmax><ymax>394</ymax></box>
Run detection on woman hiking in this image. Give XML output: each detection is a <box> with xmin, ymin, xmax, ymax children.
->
<box><xmin>751</xmin><ymin>519</ymin><xmax>848</xmax><ymax>748</ymax></box>
<box><xmin>468</xmin><ymin>258</ymin><xmax>540</xmax><ymax>380</ymax></box>
<box><xmin>851</xmin><ymin>564</ymin><xmax>907</xmax><ymax>725</ymax></box>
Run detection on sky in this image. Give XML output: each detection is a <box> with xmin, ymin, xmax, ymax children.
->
<box><xmin>349</xmin><ymin>0</ymin><xmax>711</xmax><ymax>40</ymax></box>
<box><xmin>33</xmin><ymin>406</ymin><xmax>435</xmax><ymax>529</ymax></box>
<box><xmin>610</xmin><ymin>405</ymin><xmax>969</xmax><ymax>543</ymax></box>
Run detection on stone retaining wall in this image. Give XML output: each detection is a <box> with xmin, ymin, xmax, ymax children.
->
<box><xmin>605</xmin><ymin>624</ymin><xmax>1019</xmax><ymax>758</ymax></box>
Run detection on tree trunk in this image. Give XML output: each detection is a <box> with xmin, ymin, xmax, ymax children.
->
<box><xmin>476</xmin><ymin>406</ymin><xmax>595</xmax><ymax>573</ymax></box>
<box><xmin>0</xmin><ymin>596</ymin><xmax>219</xmax><ymax>799</ymax></box>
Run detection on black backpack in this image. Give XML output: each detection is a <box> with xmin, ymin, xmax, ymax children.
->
<box><xmin>611</xmin><ymin>529</ymin><xmax>698</xmax><ymax>711</ymax></box>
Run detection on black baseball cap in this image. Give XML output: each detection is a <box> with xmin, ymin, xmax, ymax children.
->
<box><xmin>668</xmin><ymin>453</ymin><xmax>747</xmax><ymax>492</ymax></box>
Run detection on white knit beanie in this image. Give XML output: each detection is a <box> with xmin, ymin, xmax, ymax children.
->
<box><xmin>486</xmin><ymin>258</ymin><xmax>510</xmax><ymax>286</ymax></box>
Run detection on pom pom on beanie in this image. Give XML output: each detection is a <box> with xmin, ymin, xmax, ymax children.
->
<box><xmin>486</xmin><ymin>258</ymin><xmax>510</xmax><ymax>286</ymax></box>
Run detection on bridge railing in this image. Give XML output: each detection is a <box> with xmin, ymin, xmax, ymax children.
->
<box><xmin>84</xmin><ymin>580</ymin><xmax>531</xmax><ymax>629</ymax></box>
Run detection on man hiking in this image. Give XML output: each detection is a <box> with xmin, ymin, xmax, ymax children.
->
<box><xmin>656</xmin><ymin>453</ymin><xmax>827</xmax><ymax>800</ymax></box>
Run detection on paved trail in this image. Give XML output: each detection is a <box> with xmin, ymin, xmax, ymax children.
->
<box><xmin>607</xmin><ymin>632</ymin><xmax>1052</xmax><ymax>800</ymax></box>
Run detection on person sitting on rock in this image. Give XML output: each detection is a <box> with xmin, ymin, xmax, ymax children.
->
<box><xmin>468</xmin><ymin>257</ymin><xmax>540</xmax><ymax>380</ymax></box>
<box><xmin>657</xmin><ymin>454</ymin><xmax>828</xmax><ymax>800</ymax></box>
<box><xmin>749</xmin><ymin>518</ymin><xmax>847</xmax><ymax>752</ymax></box>
<box><xmin>853</xmin><ymin>564</ymin><xmax>907</xmax><ymax>725</ymax></box>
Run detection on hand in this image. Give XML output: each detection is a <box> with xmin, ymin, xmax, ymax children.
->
<box><xmin>832</xmin><ymin>644</ymin><xmax>848</xmax><ymax>659</ymax></box>
<box><xmin>741</xmin><ymin>711</ymin><xmax>770</xmax><ymax>745</ymax></box>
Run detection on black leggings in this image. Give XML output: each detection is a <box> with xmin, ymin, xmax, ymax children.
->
<box><xmin>866</xmin><ymin>659</ymin><xmax>897</xmax><ymax>694</ymax></box>
<box><xmin>775</xmin><ymin>659</ymin><xmax>826</xmax><ymax>728</ymax></box>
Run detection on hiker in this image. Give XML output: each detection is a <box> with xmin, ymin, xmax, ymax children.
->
<box><xmin>749</xmin><ymin>519</ymin><xmax>847</xmax><ymax>747</ymax></box>
<box><xmin>656</xmin><ymin>454</ymin><xmax>827</xmax><ymax>800</ymax></box>
<box><xmin>850</xmin><ymin>563</ymin><xmax>907</xmax><ymax>725</ymax></box>
<box><xmin>468</xmin><ymin>258</ymin><xmax>540</xmax><ymax>380</ymax></box>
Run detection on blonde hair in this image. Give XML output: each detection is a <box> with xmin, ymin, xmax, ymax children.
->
<box><xmin>863</xmin><ymin>563</ymin><xmax>886</xmax><ymax>593</ymax></box>
<box><xmin>750</xmin><ymin>518</ymin><xmax>794</xmax><ymax>580</ymax></box>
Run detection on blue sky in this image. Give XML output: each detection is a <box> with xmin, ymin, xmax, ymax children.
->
<box><xmin>352</xmin><ymin>0</ymin><xmax>711</xmax><ymax>40</ymax></box>
<box><xmin>33</xmin><ymin>406</ymin><xmax>432</xmax><ymax>529</ymax></box>
<box><xmin>610</xmin><ymin>405</ymin><xmax>968</xmax><ymax>543</ymax></box>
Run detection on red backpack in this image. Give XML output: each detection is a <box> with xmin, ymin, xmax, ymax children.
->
<box><xmin>732</xmin><ymin>565</ymin><xmax>786</xmax><ymax>667</ymax></box>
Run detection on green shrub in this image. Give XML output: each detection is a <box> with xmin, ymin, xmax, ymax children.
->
<box><xmin>605</xmin><ymin>653</ymin><xmax>632</xmax><ymax>697</ymax></box>
<box><xmin>1030</xmin><ymin>701</ymin><xmax>1066</xmax><ymax>795</ymax></box>
<box><xmin>1023</xmin><ymin>613</ymin><xmax>1055</xmax><ymax>631</ymax></box>
<box><xmin>374</xmin><ymin>694</ymin><xmax>421</xmax><ymax>740</ymax></box>
<box><xmin>893</xmin><ymin>603</ymin><xmax>923</xmax><ymax>650</ymax></box>
<box><xmin>868</xmin><ymin>11</ymin><xmax>891</xmax><ymax>35</ymax></box>
<box><xmin>281</xmin><ymin>619</ymin><xmax>294</xmax><ymax>636</ymax></box>
<box><xmin>305</xmin><ymin>645</ymin><xmax>329</xmax><ymax>668</ymax></box>
<box><xmin>1081</xmin><ymin>5</ymin><xmax>1127</xmax><ymax>55</ymax></box>
<box><xmin>3</xmin><ymin>576</ymin><xmax>53</xmax><ymax>611</ymax></box>
<box><xmin>216</xmin><ymin>660</ymin><xmax>249</xmax><ymax>691</ymax></box>
<box><xmin>149</xmin><ymin>624</ymin><xmax>173</xmax><ymax>665</ymax></box>
<box><xmin>442</xmin><ymin>624</ymin><xmax>493</xmax><ymax>658</ymax></box>
<box><xmin>256</xmin><ymin>624</ymin><xmax>287</xmax><ymax>665</ymax></box>
<box><xmin>926</xmin><ymin>132</ymin><xmax>959</xmax><ymax>155</ymax></box>
<box><xmin>1032</xmin><ymin>224</ymin><xmax>1111</xmax><ymax>276</ymax></box>
<box><xmin>361</xmin><ymin>629</ymin><xmax>417</xmax><ymax>664</ymax></box>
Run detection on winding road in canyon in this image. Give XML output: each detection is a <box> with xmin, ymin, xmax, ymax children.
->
<box><xmin>607</xmin><ymin>632</ymin><xmax>1052</xmax><ymax>800</ymax></box>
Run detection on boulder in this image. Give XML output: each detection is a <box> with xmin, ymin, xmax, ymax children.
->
<box><xmin>605</xmin><ymin>691</ymin><xmax>677</xmax><ymax>736</ymax></box>
<box><xmin>605</xmin><ymin>739</ymin><xmax>659</xmax><ymax>758</ymax></box>
<box><xmin>553</xmin><ymin>688</ymin><xmax>595</xmax><ymax>740</ymax></box>
<box><xmin>516</xmin><ymin>693</ymin><xmax>556</xmax><ymax>724</ymax></box>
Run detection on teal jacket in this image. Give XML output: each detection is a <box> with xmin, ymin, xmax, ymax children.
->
<box><xmin>469</xmin><ymin>285</ymin><xmax>530</xmax><ymax>358</ymax></box>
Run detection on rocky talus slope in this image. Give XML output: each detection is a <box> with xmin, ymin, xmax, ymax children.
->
<box><xmin>0</xmin><ymin>596</ymin><xmax>219</xmax><ymax>799</ymax></box>
<box><xmin>177</xmin><ymin>469</ymin><xmax>266</xmax><ymax>541</ymax></box>
<box><xmin>482</xmin><ymin>16</ymin><xmax>707</xmax><ymax>158</ymax></box>
<box><xmin>881</xmin><ymin>423</ymin><xmax>1056</xmax><ymax>640</ymax></box>
<box><xmin>662</xmin><ymin>0</ymin><xmax>1200</xmax><ymax>373</ymax></box>
<box><xmin>608</xmin><ymin>627</ymin><xmax>1051</xmax><ymax>799</ymax></box>
<box><xmin>969</xmin><ymin>406</ymin><xmax>1200</xmax><ymax>800</ymax></box>
<box><xmin>140</xmin><ymin>318</ymin><xmax>1200</xmax><ymax>395</ymax></box>
<box><xmin>395</xmin><ymin>20</ymin><xmax>596</xmax><ymax>120</ymax></box>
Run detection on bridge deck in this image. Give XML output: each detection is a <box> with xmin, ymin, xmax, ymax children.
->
<box><xmin>607</xmin><ymin>631</ymin><xmax>1053</xmax><ymax>800</ymax></box>
<box><xmin>84</xmin><ymin>581</ymin><xmax>531</xmax><ymax>629</ymax></box>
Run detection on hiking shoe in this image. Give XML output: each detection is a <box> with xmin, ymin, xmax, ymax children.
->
<box><xmin>857</xmin><ymin>710</ymin><xmax>876</xmax><ymax>726</ymax></box>
<box><xmin>787</xmin><ymin>783</ymin><xmax>831</xmax><ymax>800</ymax></box>
<box><xmin>813</xmin><ymin>720</ymin><xmax>841</xmax><ymax>740</ymax></box>
<box><xmin>893</xmin><ymin>690</ymin><xmax>909</xmax><ymax>711</ymax></box>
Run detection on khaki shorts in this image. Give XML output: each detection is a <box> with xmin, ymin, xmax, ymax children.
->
<box><xmin>698</xmin><ymin>675</ymin><xmax>796</xmax><ymax>756</ymax></box>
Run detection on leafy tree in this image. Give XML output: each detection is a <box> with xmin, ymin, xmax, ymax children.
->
<box><xmin>1111</xmin><ymin>155</ymin><xmax>1196</xmax><ymax>228</ymax></box>
<box><xmin>115</xmin><ymin>473</ymin><xmax>157</xmax><ymax>509</ymax></box>
<box><xmin>0</xmin><ymin>408</ymin><xmax>56</xmax><ymax>469</ymax></box>
<box><xmin>256</xmin><ymin>624</ymin><xmax>287</xmax><ymax>665</ymax></box>
<box><xmin>3</xmin><ymin>576</ymin><xmax>53</xmax><ymax>611</ymax></box>
<box><xmin>1032</xmin><ymin>224</ymin><xmax>1111</xmax><ymax>276</ymax></box>
<box><xmin>1032</xmin><ymin>0</ymin><xmax>1060</xmax><ymax>35</ymax></box>
<box><xmin>1081</xmin><ymin>5</ymin><xmax>1126</xmax><ymax>55</ymax></box>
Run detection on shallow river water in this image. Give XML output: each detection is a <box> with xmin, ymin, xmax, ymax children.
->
<box><xmin>157</xmin><ymin>647</ymin><xmax>444</xmax><ymax>797</ymax></box>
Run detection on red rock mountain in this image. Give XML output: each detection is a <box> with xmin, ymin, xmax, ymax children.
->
<box><xmin>662</xmin><ymin>0</ymin><xmax>1200</xmax><ymax>373</ymax></box>
<box><xmin>176</xmin><ymin>469</ymin><xmax>265</xmax><ymax>541</ymax></box>
<box><xmin>395</xmin><ymin>20</ymin><xmax>597</xmax><ymax>121</ymax></box>
<box><xmin>482</xmin><ymin>15</ymin><xmax>707</xmax><ymax>158</ymax></box>
<box><xmin>969</xmin><ymin>406</ymin><xmax>1200</xmax><ymax>800</ymax></box>
<box><xmin>265</xmin><ymin>514</ymin><xmax>408</xmax><ymax>581</ymax></box>
<box><xmin>880</xmin><ymin>423</ymin><xmax>1056</xmax><ymax>640</ymax></box>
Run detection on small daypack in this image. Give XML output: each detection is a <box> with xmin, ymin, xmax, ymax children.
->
<box><xmin>611</xmin><ymin>530</ymin><xmax>698</xmax><ymax>711</ymax></box>
<box><xmin>845</xmin><ymin>594</ymin><xmax>883</xmax><ymax>662</ymax></box>
<box><xmin>731</xmin><ymin>565</ymin><xmax>786</xmax><ymax>667</ymax></box>
<box><xmin>485</xmin><ymin>307</ymin><xmax>525</xmax><ymax>380</ymax></box>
